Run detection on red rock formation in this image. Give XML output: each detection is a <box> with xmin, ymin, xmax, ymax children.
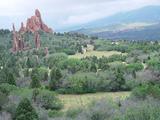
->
<box><xmin>12</xmin><ymin>24</ymin><xmax>18</xmax><ymax>52</ymax></box>
<box><xmin>26</xmin><ymin>9</ymin><xmax>53</xmax><ymax>33</ymax></box>
<box><xmin>34</xmin><ymin>32</ymin><xmax>41</xmax><ymax>49</ymax></box>
<box><xmin>12</xmin><ymin>24</ymin><xmax>25</xmax><ymax>52</ymax></box>
<box><xmin>11</xmin><ymin>9</ymin><xmax>53</xmax><ymax>52</ymax></box>
<box><xmin>19</xmin><ymin>22</ymin><xmax>26</xmax><ymax>33</ymax></box>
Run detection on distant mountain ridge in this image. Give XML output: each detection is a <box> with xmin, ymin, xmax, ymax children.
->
<box><xmin>71</xmin><ymin>5</ymin><xmax>160</xmax><ymax>40</ymax></box>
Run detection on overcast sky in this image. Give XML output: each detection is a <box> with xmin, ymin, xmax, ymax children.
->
<box><xmin>0</xmin><ymin>0</ymin><xmax>160</xmax><ymax>31</ymax></box>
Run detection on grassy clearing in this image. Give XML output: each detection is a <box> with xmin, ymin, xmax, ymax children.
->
<box><xmin>59</xmin><ymin>92</ymin><xmax>130</xmax><ymax>111</ymax></box>
<box><xmin>69</xmin><ymin>51</ymin><xmax>126</xmax><ymax>59</ymax></box>
<box><xmin>10</xmin><ymin>88</ymin><xmax>130</xmax><ymax>111</ymax></box>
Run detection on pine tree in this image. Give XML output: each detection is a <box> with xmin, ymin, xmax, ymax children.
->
<box><xmin>30</xmin><ymin>68</ymin><xmax>41</xmax><ymax>88</ymax></box>
<box><xmin>90</xmin><ymin>63</ymin><xmax>97</xmax><ymax>72</ymax></box>
<box><xmin>26</xmin><ymin>57</ymin><xmax>32</xmax><ymax>68</ymax></box>
<box><xmin>14</xmin><ymin>98</ymin><xmax>39</xmax><ymax>120</ymax></box>
<box><xmin>49</xmin><ymin>68</ymin><xmax>62</xmax><ymax>90</ymax></box>
<box><xmin>7</xmin><ymin>72</ymin><xmax>16</xmax><ymax>86</ymax></box>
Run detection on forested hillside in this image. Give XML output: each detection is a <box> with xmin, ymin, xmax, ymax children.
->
<box><xmin>0</xmin><ymin>29</ymin><xmax>160</xmax><ymax>120</ymax></box>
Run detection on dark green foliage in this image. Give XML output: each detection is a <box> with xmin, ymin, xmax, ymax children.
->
<box><xmin>0</xmin><ymin>83</ymin><xmax>17</xmax><ymax>95</ymax></box>
<box><xmin>32</xmin><ymin>89</ymin><xmax>40</xmax><ymax>102</ymax></box>
<box><xmin>147</xmin><ymin>58</ymin><xmax>160</xmax><ymax>70</ymax></box>
<box><xmin>0</xmin><ymin>68</ymin><xmax>16</xmax><ymax>85</ymax></box>
<box><xmin>90</xmin><ymin>63</ymin><xmax>97</xmax><ymax>72</ymax></box>
<box><xmin>6</xmin><ymin>72</ymin><xmax>16</xmax><ymax>86</ymax></box>
<box><xmin>14</xmin><ymin>98</ymin><xmax>39</xmax><ymax>120</ymax></box>
<box><xmin>34</xmin><ymin>90</ymin><xmax>62</xmax><ymax>110</ymax></box>
<box><xmin>58</xmin><ymin>73</ymin><xmax>98</xmax><ymax>94</ymax></box>
<box><xmin>132</xmin><ymin>84</ymin><xmax>160</xmax><ymax>99</ymax></box>
<box><xmin>49</xmin><ymin>68</ymin><xmax>62</xmax><ymax>90</ymax></box>
<box><xmin>126</xmin><ymin>63</ymin><xmax>144</xmax><ymax>72</ymax></box>
<box><xmin>30</xmin><ymin>68</ymin><xmax>41</xmax><ymax>88</ymax></box>
<box><xmin>61</xmin><ymin>58</ymin><xmax>82</xmax><ymax>74</ymax></box>
<box><xmin>36</xmin><ymin>67</ymin><xmax>49</xmax><ymax>81</ymax></box>
<box><xmin>26</xmin><ymin>57</ymin><xmax>32</xmax><ymax>68</ymax></box>
<box><xmin>47</xmin><ymin>53</ymin><xmax>68</xmax><ymax>68</ymax></box>
<box><xmin>109</xmin><ymin>68</ymin><xmax>126</xmax><ymax>91</ymax></box>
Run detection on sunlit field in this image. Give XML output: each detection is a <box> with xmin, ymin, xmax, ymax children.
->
<box><xmin>69</xmin><ymin>51</ymin><xmax>126</xmax><ymax>59</ymax></box>
<box><xmin>59</xmin><ymin>92</ymin><xmax>130</xmax><ymax>111</ymax></box>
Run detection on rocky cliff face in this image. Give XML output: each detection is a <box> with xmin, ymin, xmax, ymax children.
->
<box><xmin>26</xmin><ymin>9</ymin><xmax>53</xmax><ymax>33</ymax></box>
<box><xmin>12</xmin><ymin>24</ymin><xmax>25</xmax><ymax>52</ymax></box>
<box><xmin>12</xmin><ymin>9</ymin><xmax>51</xmax><ymax>52</ymax></box>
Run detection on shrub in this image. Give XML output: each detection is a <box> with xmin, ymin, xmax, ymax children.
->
<box><xmin>0</xmin><ymin>92</ymin><xmax>8</xmax><ymax>111</ymax></box>
<box><xmin>47</xmin><ymin>53</ymin><xmax>68</xmax><ymax>68</ymax></box>
<box><xmin>76</xmin><ymin>99</ymin><xmax>116</xmax><ymax>120</ymax></box>
<box><xmin>49</xmin><ymin>68</ymin><xmax>62</xmax><ymax>90</ymax></box>
<box><xmin>48</xmin><ymin>110</ymin><xmax>63</xmax><ymax>118</ymax></box>
<box><xmin>132</xmin><ymin>84</ymin><xmax>160</xmax><ymax>99</ymax></box>
<box><xmin>30</xmin><ymin>68</ymin><xmax>41</xmax><ymax>88</ymax></box>
<box><xmin>34</xmin><ymin>90</ymin><xmax>63</xmax><ymax>110</ymax></box>
<box><xmin>66</xmin><ymin>108</ymin><xmax>83</xmax><ymax>118</ymax></box>
<box><xmin>0</xmin><ymin>83</ymin><xmax>17</xmax><ymax>95</ymax></box>
<box><xmin>37</xmin><ymin>67</ymin><xmax>49</xmax><ymax>81</ymax></box>
<box><xmin>14</xmin><ymin>98</ymin><xmax>39</xmax><ymax>120</ymax></box>
<box><xmin>60</xmin><ymin>73</ymin><xmax>98</xmax><ymax>94</ymax></box>
<box><xmin>119</xmin><ymin>98</ymin><xmax>160</xmax><ymax>120</ymax></box>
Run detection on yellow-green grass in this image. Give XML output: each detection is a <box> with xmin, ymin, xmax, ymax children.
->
<box><xmin>59</xmin><ymin>92</ymin><xmax>130</xmax><ymax>111</ymax></box>
<box><xmin>69</xmin><ymin>51</ymin><xmax>126</xmax><ymax>59</ymax></box>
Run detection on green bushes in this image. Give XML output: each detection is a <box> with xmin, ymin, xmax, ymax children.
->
<box><xmin>36</xmin><ymin>67</ymin><xmax>49</xmax><ymax>81</ymax></box>
<box><xmin>126</xmin><ymin>63</ymin><xmax>144</xmax><ymax>72</ymax></box>
<box><xmin>119</xmin><ymin>98</ymin><xmax>160</xmax><ymax>120</ymax></box>
<box><xmin>0</xmin><ymin>92</ymin><xmax>8</xmax><ymax>111</ymax></box>
<box><xmin>14</xmin><ymin>98</ymin><xmax>39</xmax><ymax>120</ymax></box>
<box><xmin>58</xmin><ymin>70</ymin><xmax>129</xmax><ymax>94</ymax></box>
<box><xmin>0</xmin><ymin>83</ymin><xmax>17</xmax><ymax>95</ymax></box>
<box><xmin>58</xmin><ymin>73</ymin><xmax>98</xmax><ymax>94</ymax></box>
<box><xmin>49</xmin><ymin>68</ymin><xmax>62</xmax><ymax>90</ymax></box>
<box><xmin>132</xmin><ymin>84</ymin><xmax>160</xmax><ymax>99</ymax></box>
<box><xmin>30</xmin><ymin>68</ymin><xmax>41</xmax><ymax>88</ymax></box>
<box><xmin>47</xmin><ymin>53</ymin><xmax>68</xmax><ymax>68</ymax></box>
<box><xmin>32</xmin><ymin>90</ymin><xmax>63</xmax><ymax>110</ymax></box>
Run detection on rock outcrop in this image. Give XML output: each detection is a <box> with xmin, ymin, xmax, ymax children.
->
<box><xmin>34</xmin><ymin>32</ymin><xmax>41</xmax><ymax>49</ymax></box>
<box><xmin>11</xmin><ymin>9</ymin><xmax>52</xmax><ymax>52</ymax></box>
<box><xmin>26</xmin><ymin>9</ymin><xmax>52</xmax><ymax>33</ymax></box>
<box><xmin>19</xmin><ymin>22</ymin><xmax>26</xmax><ymax>33</ymax></box>
<box><xmin>12</xmin><ymin>24</ymin><xmax>25</xmax><ymax>52</ymax></box>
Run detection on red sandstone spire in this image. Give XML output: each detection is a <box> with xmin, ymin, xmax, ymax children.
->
<box><xmin>19</xmin><ymin>22</ymin><xmax>26</xmax><ymax>33</ymax></box>
<box><xmin>34</xmin><ymin>32</ymin><xmax>41</xmax><ymax>49</ymax></box>
<box><xmin>12</xmin><ymin>23</ymin><xmax>18</xmax><ymax>52</ymax></box>
<box><xmin>26</xmin><ymin>9</ymin><xmax>53</xmax><ymax>33</ymax></box>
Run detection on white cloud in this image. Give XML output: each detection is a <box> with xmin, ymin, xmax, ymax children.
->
<box><xmin>0</xmin><ymin>0</ymin><xmax>160</xmax><ymax>30</ymax></box>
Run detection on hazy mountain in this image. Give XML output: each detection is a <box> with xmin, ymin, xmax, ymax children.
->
<box><xmin>72</xmin><ymin>5</ymin><xmax>160</xmax><ymax>40</ymax></box>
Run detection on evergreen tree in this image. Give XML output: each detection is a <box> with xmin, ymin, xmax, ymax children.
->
<box><xmin>6</xmin><ymin>72</ymin><xmax>16</xmax><ymax>86</ymax></box>
<box><xmin>14</xmin><ymin>98</ymin><xmax>39</xmax><ymax>120</ymax></box>
<box><xmin>90</xmin><ymin>63</ymin><xmax>97</xmax><ymax>72</ymax></box>
<box><xmin>49</xmin><ymin>68</ymin><xmax>62</xmax><ymax>90</ymax></box>
<box><xmin>30</xmin><ymin>68</ymin><xmax>41</xmax><ymax>88</ymax></box>
<box><xmin>26</xmin><ymin>57</ymin><xmax>32</xmax><ymax>68</ymax></box>
<box><xmin>115</xmin><ymin>68</ymin><xmax>125</xmax><ymax>90</ymax></box>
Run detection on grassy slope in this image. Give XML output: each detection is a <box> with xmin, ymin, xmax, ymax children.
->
<box><xmin>10</xmin><ymin>88</ymin><xmax>130</xmax><ymax>111</ymax></box>
<box><xmin>59</xmin><ymin>92</ymin><xmax>130</xmax><ymax>111</ymax></box>
<box><xmin>69</xmin><ymin>51</ymin><xmax>126</xmax><ymax>59</ymax></box>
